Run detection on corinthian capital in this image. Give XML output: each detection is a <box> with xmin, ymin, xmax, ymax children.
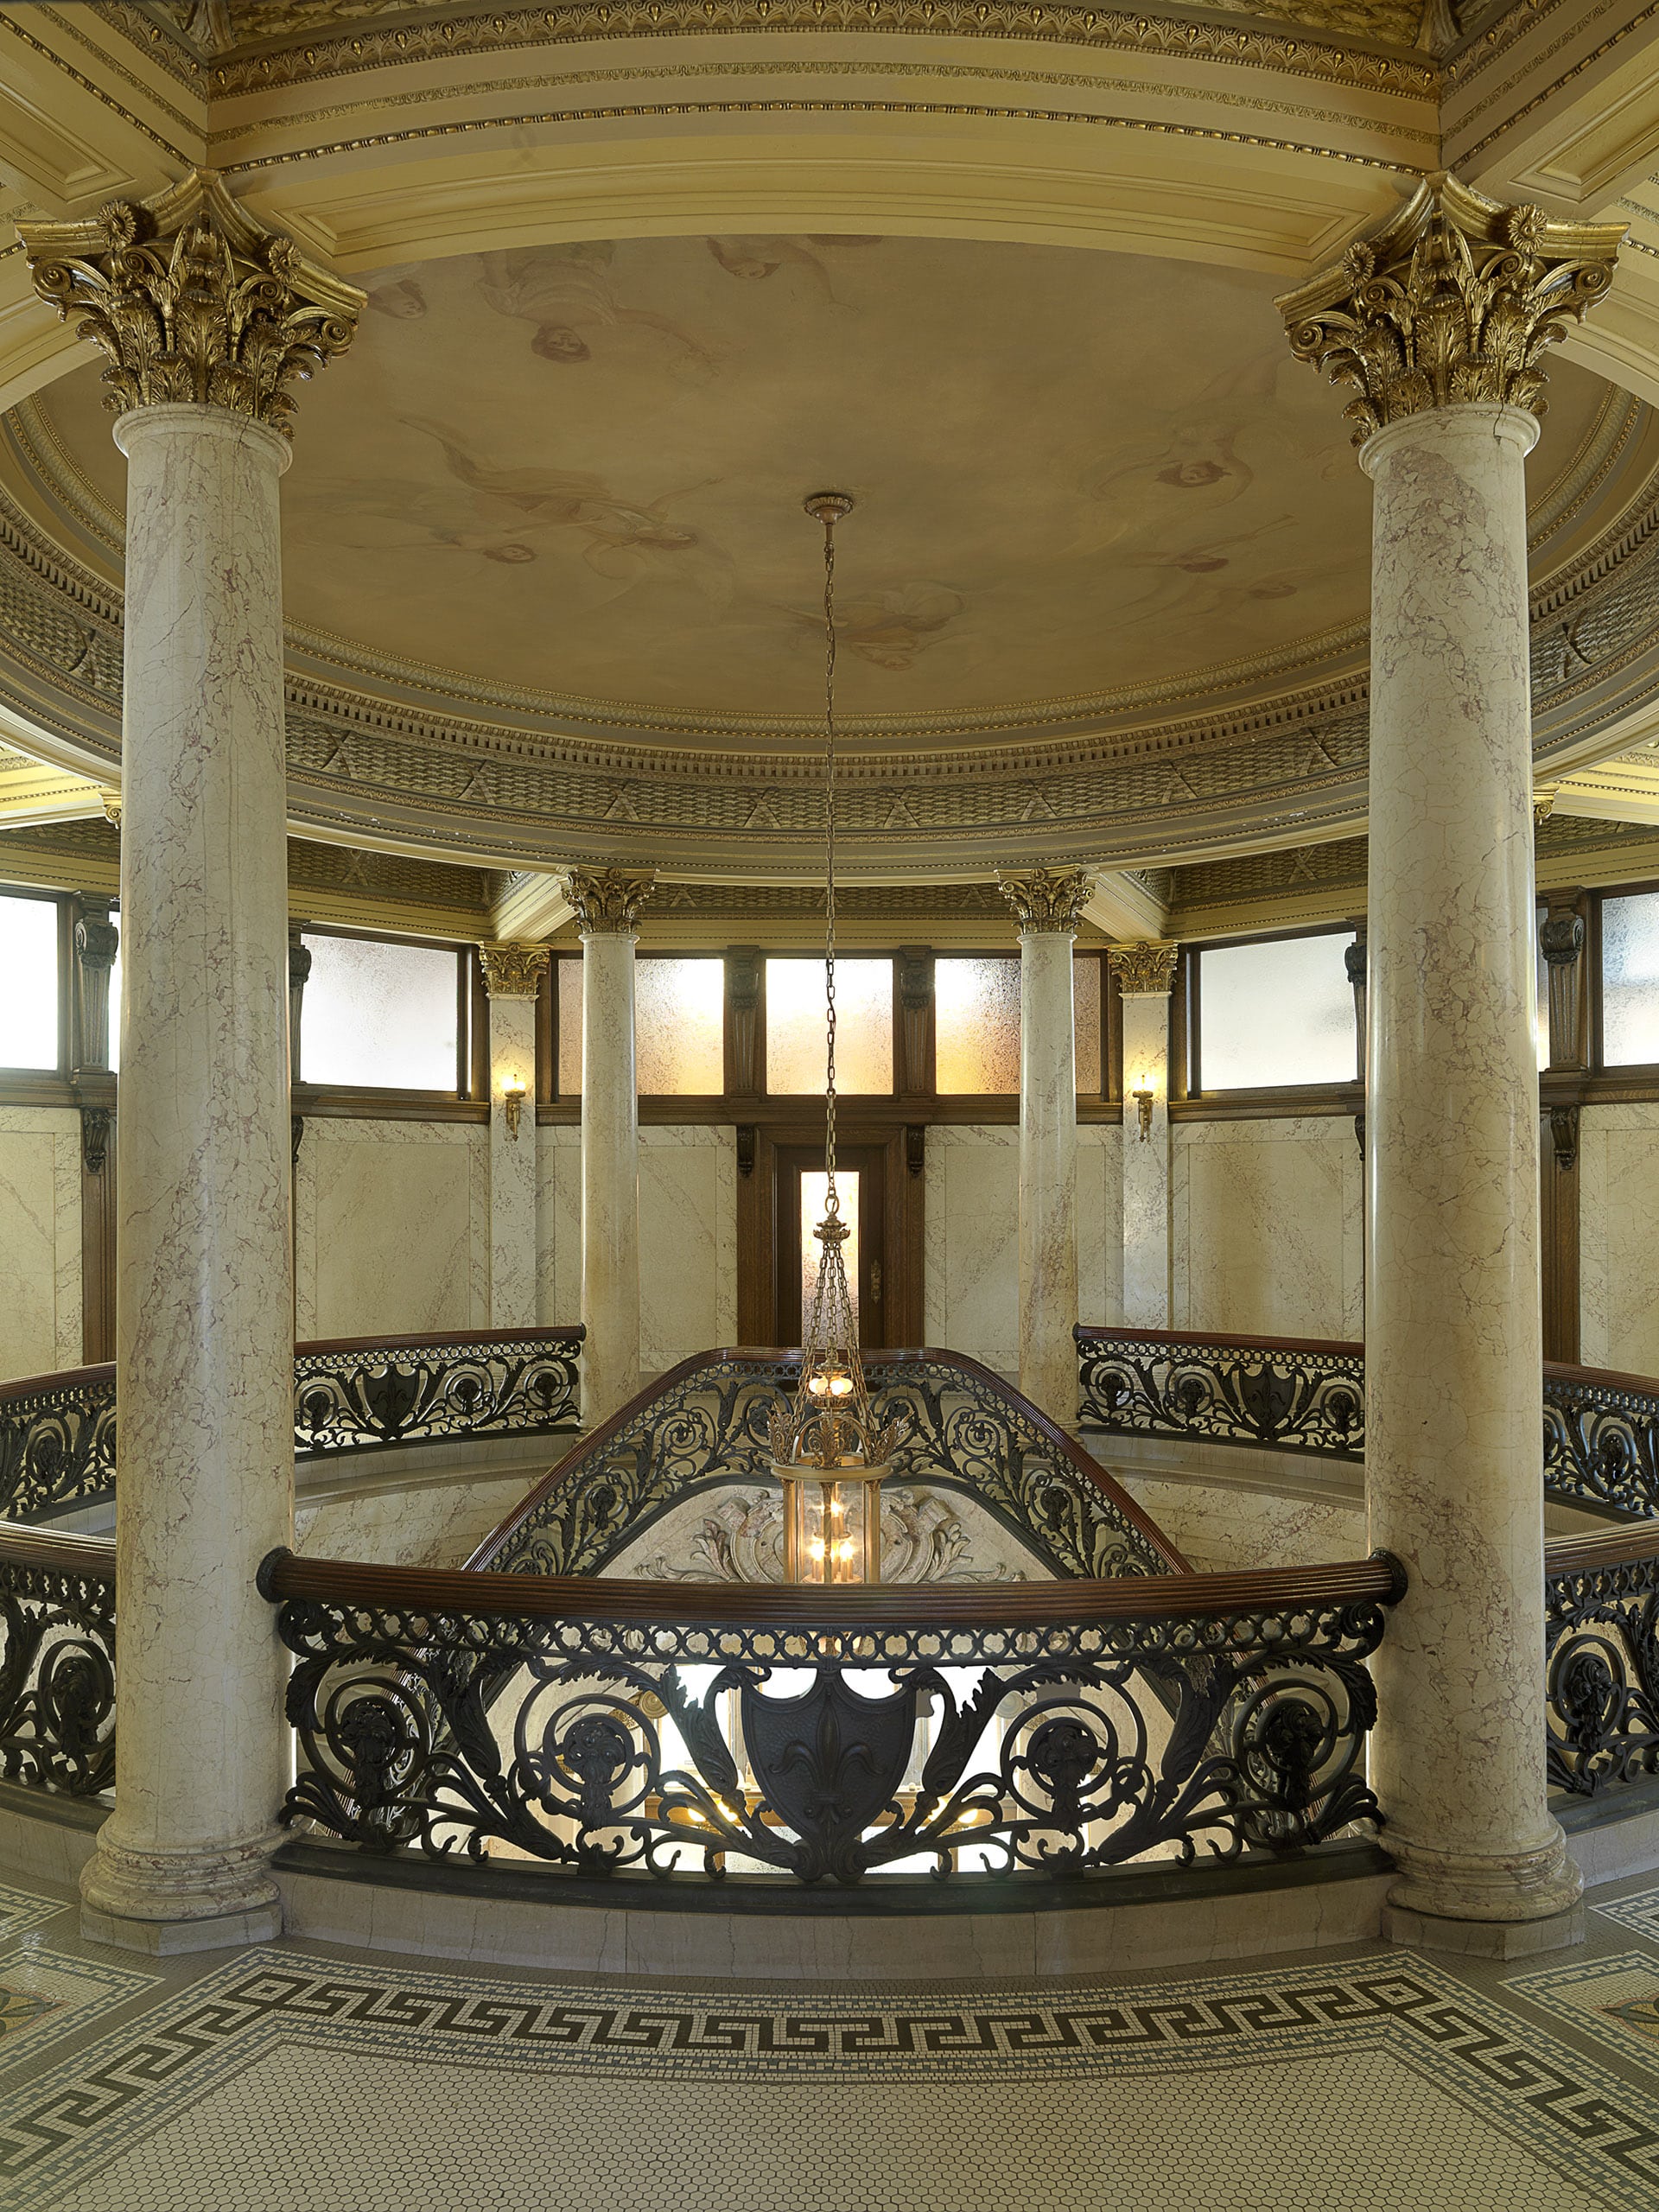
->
<box><xmin>996</xmin><ymin>867</ymin><xmax>1095</xmax><ymax>935</ymax></box>
<box><xmin>559</xmin><ymin>867</ymin><xmax>656</xmax><ymax>935</ymax></box>
<box><xmin>477</xmin><ymin>942</ymin><xmax>550</xmax><ymax>999</ymax></box>
<box><xmin>1277</xmin><ymin>173</ymin><xmax>1622</xmax><ymax>448</ymax></box>
<box><xmin>1107</xmin><ymin>941</ymin><xmax>1179</xmax><ymax>997</ymax></box>
<box><xmin>20</xmin><ymin>169</ymin><xmax>362</xmax><ymax>437</ymax></box>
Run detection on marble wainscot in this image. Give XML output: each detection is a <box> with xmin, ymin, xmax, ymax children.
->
<box><xmin>296</xmin><ymin>1118</ymin><xmax>489</xmax><ymax>1340</ymax></box>
<box><xmin>924</xmin><ymin>1124</ymin><xmax>1020</xmax><ymax>1377</ymax></box>
<box><xmin>1172</xmin><ymin>1116</ymin><xmax>1362</xmax><ymax>1341</ymax></box>
<box><xmin>1578</xmin><ymin>1101</ymin><xmax>1659</xmax><ymax>1372</ymax></box>
<box><xmin>0</xmin><ymin>1107</ymin><xmax>82</xmax><ymax>1377</ymax></box>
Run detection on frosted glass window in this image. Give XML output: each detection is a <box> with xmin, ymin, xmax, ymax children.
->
<box><xmin>766</xmin><ymin>959</ymin><xmax>893</xmax><ymax>1095</ymax></box>
<box><xmin>1198</xmin><ymin>932</ymin><xmax>1357</xmax><ymax>1090</ymax></box>
<box><xmin>1075</xmin><ymin>954</ymin><xmax>1102</xmax><ymax>1094</ymax></box>
<box><xmin>801</xmin><ymin>1171</ymin><xmax>860</xmax><ymax>1333</ymax></box>
<box><xmin>936</xmin><ymin>957</ymin><xmax>1020</xmax><ymax>1093</ymax></box>
<box><xmin>1535</xmin><ymin>926</ymin><xmax>1548</xmax><ymax>1073</ymax></box>
<box><xmin>1602</xmin><ymin>892</ymin><xmax>1659</xmax><ymax>1065</ymax></box>
<box><xmin>637</xmin><ymin>957</ymin><xmax>723</xmax><ymax>1094</ymax></box>
<box><xmin>557</xmin><ymin>958</ymin><xmax>582</xmax><ymax>1095</ymax></box>
<box><xmin>299</xmin><ymin>932</ymin><xmax>458</xmax><ymax>1089</ymax></box>
<box><xmin>0</xmin><ymin>894</ymin><xmax>58</xmax><ymax>1069</ymax></box>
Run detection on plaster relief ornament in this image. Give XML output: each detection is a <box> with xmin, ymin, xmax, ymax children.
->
<box><xmin>21</xmin><ymin>170</ymin><xmax>361</xmax><ymax>437</ymax></box>
<box><xmin>1277</xmin><ymin>172</ymin><xmax>1624</xmax><ymax>447</ymax></box>
<box><xmin>476</xmin><ymin>942</ymin><xmax>550</xmax><ymax>998</ymax></box>
<box><xmin>1106</xmin><ymin>940</ymin><xmax>1180</xmax><ymax>996</ymax></box>
<box><xmin>996</xmin><ymin>866</ymin><xmax>1096</xmax><ymax>933</ymax></box>
<box><xmin>557</xmin><ymin>866</ymin><xmax>657</xmax><ymax>933</ymax></box>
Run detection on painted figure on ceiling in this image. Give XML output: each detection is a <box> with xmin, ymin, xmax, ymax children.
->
<box><xmin>474</xmin><ymin>243</ymin><xmax>715</xmax><ymax>371</ymax></box>
<box><xmin>704</xmin><ymin>236</ymin><xmax>883</xmax><ymax>302</ymax></box>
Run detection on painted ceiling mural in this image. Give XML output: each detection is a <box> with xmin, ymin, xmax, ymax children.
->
<box><xmin>27</xmin><ymin>232</ymin><xmax>1609</xmax><ymax>731</ymax></box>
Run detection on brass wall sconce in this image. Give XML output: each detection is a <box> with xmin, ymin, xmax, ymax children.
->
<box><xmin>1131</xmin><ymin>1084</ymin><xmax>1155</xmax><ymax>1142</ymax></box>
<box><xmin>501</xmin><ymin>1075</ymin><xmax>526</xmax><ymax>1141</ymax></box>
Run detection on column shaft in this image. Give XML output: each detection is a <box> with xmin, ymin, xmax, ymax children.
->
<box><xmin>488</xmin><ymin>992</ymin><xmax>539</xmax><ymax>1330</ymax></box>
<box><xmin>581</xmin><ymin>929</ymin><xmax>641</xmax><ymax>1422</ymax></box>
<box><xmin>1120</xmin><ymin>993</ymin><xmax>1172</xmax><ymax>1329</ymax></box>
<box><xmin>85</xmin><ymin>405</ymin><xmax>293</xmax><ymax>1950</ymax></box>
<box><xmin>1363</xmin><ymin>403</ymin><xmax>1577</xmax><ymax>1932</ymax></box>
<box><xmin>1017</xmin><ymin>930</ymin><xmax>1078</xmax><ymax>1420</ymax></box>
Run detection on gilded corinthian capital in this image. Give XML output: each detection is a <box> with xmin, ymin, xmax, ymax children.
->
<box><xmin>559</xmin><ymin>867</ymin><xmax>657</xmax><ymax>935</ymax></box>
<box><xmin>20</xmin><ymin>169</ymin><xmax>362</xmax><ymax>436</ymax></box>
<box><xmin>1106</xmin><ymin>941</ymin><xmax>1179</xmax><ymax>997</ymax></box>
<box><xmin>996</xmin><ymin>867</ymin><xmax>1095</xmax><ymax>934</ymax></box>
<box><xmin>477</xmin><ymin>942</ymin><xmax>550</xmax><ymax>999</ymax></box>
<box><xmin>1276</xmin><ymin>173</ymin><xmax>1623</xmax><ymax>448</ymax></box>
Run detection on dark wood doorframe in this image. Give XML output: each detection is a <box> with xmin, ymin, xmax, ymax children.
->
<box><xmin>775</xmin><ymin>1141</ymin><xmax>889</xmax><ymax>1350</ymax></box>
<box><xmin>737</xmin><ymin>1120</ymin><xmax>924</xmax><ymax>1351</ymax></box>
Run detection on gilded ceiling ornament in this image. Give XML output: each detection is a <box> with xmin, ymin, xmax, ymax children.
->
<box><xmin>996</xmin><ymin>867</ymin><xmax>1095</xmax><ymax>933</ymax></box>
<box><xmin>559</xmin><ymin>866</ymin><xmax>657</xmax><ymax>934</ymax></box>
<box><xmin>477</xmin><ymin>941</ymin><xmax>550</xmax><ymax>998</ymax></box>
<box><xmin>1276</xmin><ymin>173</ymin><xmax>1624</xmax><ymax>448</ymax></box>
<box><xmin>19</xmin><ymin>170</ymin><xmax>362</xmax><ymax>438</ymax></box>
<box><xmin>1106</xmin><ymin>940</ymin><xmax>1180</xmax><ymax>996</ymax></box>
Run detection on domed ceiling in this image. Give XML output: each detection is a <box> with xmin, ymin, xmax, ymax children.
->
<box><xmin>7</xmin><ymin>233</ymin><xmax>1616</xmax><ymax>744</ymax></box>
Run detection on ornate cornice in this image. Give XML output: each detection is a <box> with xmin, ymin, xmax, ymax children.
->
<box><xmin>996</xmin><ymin>866</ymin><xmax>1095</xmax><ymax>933</ymax></box>
<box><xmin>560</xmin><ymin>866</ymin><xmax>657</xmax><ymax>934</ymax></box>
<box><xmin>1278</xmin><ymin>174</ymin><xmax>1624</xmax><ymax>448</ymax></box>
<box><xmin>19</xmin><ymin>170</ymin><xmax>361</xmax><ymax>438</ymax></box>
<box><xmin>1106</xmin><ymin>939</ymin><xmax>1179</xmax><ymax>995</ymax></box>
<box><xmin>476</xmin><ymin>940</ymin><xmax>550</xmax><ymax>997</ymax></box>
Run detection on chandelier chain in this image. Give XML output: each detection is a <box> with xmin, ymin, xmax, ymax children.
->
<box><xmin>822</xmin><ymin>510</ymin><xmax>839</xmax><ymax>1217</ymax></box>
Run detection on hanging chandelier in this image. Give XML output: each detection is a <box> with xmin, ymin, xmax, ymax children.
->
<box><xmin>767</xmin><ymin>491</ymin><xmax>901</xmax><ymax>1584</ymax></box>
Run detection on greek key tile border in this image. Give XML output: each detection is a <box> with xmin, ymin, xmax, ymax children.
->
<box><xmin>0</xmin><ymin>1949</ymin><xmax>157</xmax><ymax>2084</ymax></box>
<box><xmin>1507</xmin><ymin>1949</ymin><xmax>1659</xmax><ymax>2082</ymax></box>
<box><xmin>1594</xmin><ymin>1884</ymin><xmax>1659</xmax><ymax>1948</ymax></box>
<box><xmin>0</xmin><ymin>1885</ymin><xmax>73</xmax><ymax>1949</ymax></box>
<box><xmin>3</xmin><ymin>1948</ymin><xmax>1659</xmax><ymax>2208</ymax></box>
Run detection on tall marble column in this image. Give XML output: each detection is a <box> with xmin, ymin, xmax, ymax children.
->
<box><xmin>479</xmin><ymin>943</ymin><xmax>550</xmax><ymax>1331</ymax></box>
<box><xmin>23</xmin><ymin>176</ymin><xmax>359</xmax><ymax>1951</ymax></box>
<box><xmin>1108</xmin><ymin>943</ymin><xmax>1179</xmax><ymax>1330</ymax></box>
<box><xmin>560</xmin><ymin>868</ymin><xmax>655</xmax><ymax>1425</ymax></box>
<box><xmin>997</xmin><ymin>868</ymin><xmax>1093</xmax><ymax>1421</ymax></box>
<box><xmin>1281</xmin><ymin>177</ymin><xmax>1621</xmax><ymax>1949</ymax></box>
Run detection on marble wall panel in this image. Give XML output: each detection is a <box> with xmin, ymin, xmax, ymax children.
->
<box><xmin>1077</xmin><ymin>1123</ymin><xmax>1122</xmax><ymax>1327</ymax></box>
<box><xmin>1172</xmin><ymin>1117</ymin><xmax>1361</xmax><ymax>1342</ymax></box>
<box><xmin>295</xmin><ymin>1471</ymin><xmax>537</xmax><ymax>1569</ymax></box>
<box><xmin>537</xmin><ymin>1125</ymin><xmax>582</xmax><ymax>1328</ymax></box>
<box><xmin>0</xmin><ymin>1109</ymin><xmax>81</xmax><ymax>1378</ymax></box>
<box><xmin>1113</xmin><ymin>1472</ymin><xmax>1363</xmax><ymax>1575</ymax></box>
<box><xmin>1580</xmin><ymin>1102</ymin><xmax>1659</xmax><ymax>1376</ymax></box>
<box><xmin>296</xmin><ymin>1119</ymin><xmax>487</xmax><ymax>1340</ymax></box>
<box><xmin>924</xmin><ymin>1125</ymin><xmax>1020</xmax><ymax>1374</ymax></box>
<box><xmin>639</xmin><ymin>1126</ymin><xmax>737</xmax><ymax>1374</ymax></box>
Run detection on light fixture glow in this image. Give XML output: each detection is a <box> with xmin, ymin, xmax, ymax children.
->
<box><xmin>501</xmin><ymin>1072</ymin><xmax>527</xmax><ymax>1141</ymax></box>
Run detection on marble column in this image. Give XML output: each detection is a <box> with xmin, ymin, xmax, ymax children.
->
<box><xmin>998</xmin><ymin>868</ymin><xmax>1093</xmax><ymax>1422</ymax></box>
<box><xmin>1281</xmin><ymin>176</ymin><xmax>1622</xmax><ymax>1949</ymax></box>
<box><xmin>1109</xmin><ymin>943</ymin><xmax>1179</xmax><ymax>1330</ymax></box>
<box><xmin>560</xmin><ymin>868</ymin><xmax>656</xmax><ymax>1425</ymax></box>
<box><xmin>22</xmin><ymin>176</ymin><xmax>359</xmax><ymax>1951</ymax></box>
<box><xmin>479</xmin><ymin>943</ymin><xmax>549</xmax><ymax>1332</ymax></box>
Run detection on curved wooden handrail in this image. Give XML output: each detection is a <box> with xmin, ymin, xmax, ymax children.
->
<box><xmin>1545</xmin><ymin>1522</ymin><xmax>1659</xmax><ymax>1574</ymax></box>
<box><xmin>0</xmin><ymin>1525</ymin><xmax>115</xmax><ymax>1579</ymax></box>
<box><xmin>261</xmin><ymin>1541</ymin><xmax>1404</xmax><ymax>1625</ymax></box>
<box><xmin>1074</xmin><ymin>1323</ymin><xmax>1363</xmax><ymax>1358</ymax></box>
<box><xmin>466</xmin><ymin>1342</ymin><xmax>1192</xmax><ymax>1578</ymax></box>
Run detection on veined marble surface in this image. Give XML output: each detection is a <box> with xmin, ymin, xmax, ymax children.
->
<box><xmin>924</xmin><ymin>1124</ymin><xmax>1019</xmax><ymax>1376</ymax></box>
<box><xmin>296</xmin><ymin>1117</ymin><xmax>488</xmax><ymax>1340</ymax></box>
<box><xmin>1114</xmin><ymin>1470</ymin><xmax>1363</xmax><ymax>1576</ymax></box>
<box><xmin>0</xmin><ymin>1108</ymin><xmax>81</xmax><ymax>1378</ymax></box>
<box><xmin>1173</xmin><ymin>1116</ymin><xmax>1362</xmax><ymax>1341</ymax></box>
<box><xmin>487</xmin><ymin>994</ymin><xmax>538</xmax><ymax>1330</ymax></box>
<box><xmin>1121</xmin><ymin>992</ymin><xmax>1172</xmax><ymax>1328</ymax></box>
<box><xmin>1017</xmin><ymin>931</ymin><xmax>1079</xmax><ymax>1421</ymax></box>
<box><xmin>580</xmin><ymin>930</ymin><xmax>641</xmax><ymax>1423</ymax></box>
<box><xmin>1579</xmin><ymin>1102</ymin><xmax>1659</xmax><ymax>1375</ymax></box>
<box><xmin>639</xmin><ymin>1126</ymin><xmax>736</xmax><ymax>1373</ymax></box>
<box><xmin>537</xmin><ymin>1123</ymin><xmax>582</xmax><ymax>1327</ymax></box>
<box><xmin>1077</xmin><ymin>1123</ymin><xmax>1122</xmax><ymax>1328</ymax></box>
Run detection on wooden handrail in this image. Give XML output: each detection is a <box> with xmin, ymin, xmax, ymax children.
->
<box><xmin>1546</xmin><ymin>1522</ymin><xmax>1659</xmax><ymax>1574</ymax></box>
<box><xmin>1074</xmin><ymin>1323</ymin><xmax>1363</xmax><ymax>1358</ymax></box>
<box><xmin>0</xmin><ymin>1525</ymin><xmax>116</xmax><ymax>1579</ymax></box>
<box><xmin>261</xmin><ymin>1543</ymin><xmax>1404</xmax><ymax>1625</ymax></box>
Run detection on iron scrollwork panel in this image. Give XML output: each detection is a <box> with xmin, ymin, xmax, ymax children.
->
<box><xmin>292</xmin><ymin>1334</ymin><xmax>582</xmax><ymax>1455</ymax></box>
<box><xmin>1543</xmin><ymin>1382</ymin><xmax>1659</xmax><ymax>1522</ymax></box>
<box><xmin>272</xmin><ymin>1593</ymin><xmax>1389</xmax><ymax>1885</ymax></box>
<box><xmin>1545</xmin><ymin>1553</ymin><xmax>1659</xmax><ymax>1796</ymax></box>
<box><xmin>1075</xmin><ymin>1335</ymin><xmax>1365</xmax><ymax>1461</ymax></box>
<box><xmin>0</xmin><ymin>1376</ymin><xmax>118</xmax><ymax>1521</ymax></box>
<box><xmin>0</xmin><ymin>1553</ymin><xmax>115</xmax><ymax>1797</ymax></box>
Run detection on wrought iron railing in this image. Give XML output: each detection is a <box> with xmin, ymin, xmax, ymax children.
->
<box><xmin>1076</xmin><ymin>1326</ymin><xmax>1659</xmax><ymax>1523</ymax></box>
<box><xmin>470</xmin><ymin>1346</ymin><xmax>1187</xmax><ymax>1585</ymax></box>
<box><xmin>0</xmin><ymin>1327</ymin><xmax>583</xmax><ymax>1522</ymax></box>
<box><xmin>0</xmin><ymin>1526</ymin><xmax>115</xmax><ymax>1799</ymax></box>
<box><xmin>1545</xmin><ymin>1522</ymin><xmax>1659</xmax><ymax>1799</ymax></box>
<box><xmin>260</xmin><ymin>1546</ymin><xmax>1403</xmax><ymax>1885</ymax></box>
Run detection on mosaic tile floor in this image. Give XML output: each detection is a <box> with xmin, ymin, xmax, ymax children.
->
<box><xmin>0</xmin><ymin>1869</ymin><xmax>1656</xmax><ymax>2209</ymax></box>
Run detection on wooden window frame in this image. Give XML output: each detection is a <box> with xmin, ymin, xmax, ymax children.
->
<box><xmin>292</xmin><ymin>924</ymin><xmax>482</xmax><ymax>1122</ymax></box>
<box><xmin>1179</xmin><ymin>922</ymin><xmax>1363</xmax><ymax>1122</ymax></box>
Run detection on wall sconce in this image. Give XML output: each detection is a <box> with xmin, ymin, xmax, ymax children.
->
<box><xmin>501</xmin><ymin>1074</ymin><xmax>526</xmax><ymax>1141</ymax></box>
<box><xmin>1131</xmin><ymin>1082</ymin><xmax>1155</xmax><ymax>1143</ymax></box>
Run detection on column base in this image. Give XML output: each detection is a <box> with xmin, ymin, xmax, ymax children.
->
<box><xmin>79</xmin><ymin>1829</ymin><xmax>284</xmax><ymax>1955</ymax></box>
<box><xmin>1382</xmin><ymin>1824</ymin><xmax>1584</xmax><ymax>1928</ymax></box>
<box><xmin>1382</xmin><ymin>1901</ymin><xmax>1586</xmax><ymax>1960</ymax></box>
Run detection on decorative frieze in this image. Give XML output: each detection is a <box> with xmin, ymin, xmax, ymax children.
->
<box><xmin>476</xmin><ymin>941</ymin><xmax>550</xmax><ymax>999</ymax></box>
<box><xmin>996</xmin><ymin>867</ymin><xmax>1095</xmax><ymax>934</ymax></box>
<box><xmin>559</xmin><ymin>867</ymin><xmax>656</xmax><ymax>935</ymax></box>
<box><xmin>20</xmin><ymin>170</ymin><xmax>361</xmax><ymax>437</ymax></box>
<box><xmin>1278</xmin><ymin>174</ymin><xmax>1623</xmax><ymax>447</ymax></box>
<box><xmin>1106</xmin><ymin>941</ymin><xmax>1180</xmax><ymax>997</ymax></box>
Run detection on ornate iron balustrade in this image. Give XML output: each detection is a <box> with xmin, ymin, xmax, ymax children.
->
<box><xmin>1545</xmin><ymin>1524</ymin><xmax>1659</xmax><ymax>1799</ymax></box>
<box><xmin>470</xmin><ymin>1347</ymin><xmax>1186</xmax><ymax>1586</ymax></box>
<box><xmin>260</xmin><ymin>1548</ymin><xmax>1403</xmax><ymax>1886</ymax></box>
<box><xmin>0</xmin><ymin>1326</ymin><xmax>583</xmax><ymax>1521</ymax></box>
<box><xmin>1077</xmin><ymin>1327</ymin><xmax>1659</xmax><ymax>1523</ymax></box>
<box><xmin>0</xmin><ymin>1528</ymin><xmax>115</xmax><ymax>1799</ymax></box>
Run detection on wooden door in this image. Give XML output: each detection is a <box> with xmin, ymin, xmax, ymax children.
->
<box><xmin>774</xmin><ymin>1141</ymin><xmax>888</xmax><ymax>1350</ymax></box>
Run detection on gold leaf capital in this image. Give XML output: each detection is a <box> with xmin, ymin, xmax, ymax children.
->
<box><xmin>477</xmin><ymin>942</ymin><xmax>550</xmax><ymax>999</ymax></box>
<box><xmin>1276</xmin><ymin>173</ymin><xmax>1623</xmax><ymax>448</ymax></box>
<box><xmin>1106</xmin><ymin>941</ymin><xmax>1180</xmax><ymax>996</ymax></box>
<box><xmin>20</xmin><ymin>169</ymin><xmax>363</xmax><ymax>439</ymax></box>
<box><xmin>559</xmin><ymin>867</ymin><xmax>657</xmax><ymax>935</ymax></box>
<box><xmin>996</xmin><ymin>867</ymin><xmax>1095</xmax><ymax>934</ymax></box>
